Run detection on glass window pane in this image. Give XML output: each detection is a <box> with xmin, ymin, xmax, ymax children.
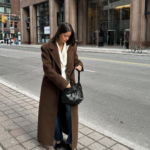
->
<box><xmin>0</xmin><ymin>7</ymin><xmax>4</xmax><ymax>13</ymax></box>
<box><xmin>6</xmin><ymin>8</ymin><xmax>11</xmax><ymax>13</ymax></box>
<box><xmin>15</xmin><ymin>22</ymin><xmax>18</xmax><ymax>28</ymax></box>
<box><xmin>0</xmin><ymin>0</ymin><xmax>4</xmax><ymax>3</ymax></box>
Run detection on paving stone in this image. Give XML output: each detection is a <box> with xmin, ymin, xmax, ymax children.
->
<box><xmin>24</xmin><ymin>105</ymin><xmax>34</xmax><ymax>110</ymax></box>
<box><xmin>30</xmin><ymin>108</ymin><xmax>38</xmax><ymax>113</ymax></box>
<box><xmin>28</xmin><ymin>101</ymin><xmax>38</xmax><ymax>105</ymax></box>
<box><xmin>8</xmin><ymin>113</ymin><xmax>21</xmax><ymax>119</ymax></box>
<box><xmin>34</xmin><ymin>103</ymin><xmax>39</xmax><ymax>108</ymax></box>
<box><xmin>0</xmin><ymin>131</ymin><xmax>12</xmax><ymax>141</ymax></box>
<box><xmin>111</xmin><ymin>144</ymin><xmax>130</xmax><ymax>150</ymax></box>
<box><xmin>82</xmin><ymin>148</ymin><xmax>90</xmax><ymax>150</ymax></box>
<box><xmin>6</xmin><ymin>144</ymin><xmax>26</xmax><ymax>150</ymax></box>
<box><xmin>29</xmin><ymin>130</ymin><xmax>37</xmax><ymax>138</ymax></box>
<box><xmin>33</xmin><ymin>112</ymin><xmax>38</xmax><ymax>117</ymax></box>
<box><xmin>0</xmin><ymin>104</ymin><xmax>6</xmax><ymax>108</ymax></box>
<box><xmin>18</xmin><ymin>110</ymin><xmax>33</xmax><ymax>116</ymax></box>
<box><xmin>17</xmin><ymin>120</ymin><xmax>32</xmax><ymax>127</ymax></box>
<box><xmin>88</xmin><ymin>132</ymin><xmax>104</xmax><ymax>141</ymax></box>
<box><xmin>0</xmin><ymin>115</ymin><xmax>9</xmax><ymax>122</ymax></box>
<box><xmin>1</xmin><ymin>120</ymin><xmax>15</xmax><ymax>127</ymax></box>
<box><xmin>77</xmin><ymin>143</ymin><xmax>84</xmax><ymax>149</ymax></box>
<box><xmin>0</xmin><ymin>111</ymin><xmax>4</xmax><ymax>117</ymax></box>
<box><xmin>0</xmin><ymin>127</ymin><xmax>5</xmax><ymax>133</ymax></box>
<box><xmin>32</xmin><ymin>146</ymin><xmax>47</xmax><ymax>150</ymax></box>
<box><xmin>12</xmin><ymin>117</ymin><xmax>26</xmax><ymax>123</ymax></box>
<box><xmin>0</xmin><ymin>106</ymin><xmax>11</xmax><ymax>111</ymax></box>
<box><xmin>24</xmin><ymin>98</ymin><xmax>33</xmax><ymax>102</ymax></box>
<box><xmin>10</xmin><ymin>128</ymin><xmax>26</xmax><ymax>137</ymax></box>
<box><xmin>23</xmin><ymin>114</ymin><xmax>38</xmax><ymax>123</ymax></box>
<box><xmin>22</xmin><ymin>139</ymin><xmax>40</xmax><ymax>149</ymax></box>
<box><xmin>78</xmin><ymin>132</ymin><xmax>85</xmax><ymax>139</ymax></box>
<box><xmin>79</xmin><ymin>124</ymin><xmax>85</xmax><ymax>129</ymax></box>
<box><xmin>5</xmin><ymin>124</ymin><xmax>20</xmax><ymax>130</ymax></box>
<box><xmin>88</xmin><ymin>142</ymin><xmax>106</xmax><ymax>150</ymax></box>
<box><xmin>16</xmin><ymin>133</ymin><xmax>33</xmax><ymax>143</ymax></box>
<box><xmin>99</xmin><ymin>137</ymin><xmax>116</xmax><ymax>148</ymax></box>
<box><xmin>79</xmin><ymin>127</ymin><xmax>94</xmax><ymax>135</ymax></box>
<box><xmin>0</xmin><ymin>137</ymin><xmax>19</xmax><ymax>148</ymax></box>
<box><xmin>4</xmin><ymin>109</ymin><xmax>16</xmax><ymax>115</ymax></box>
<box><xmin>10</xmin><ymin>104</ymin><xmax>21</xmax><ymax>109</ymax></box>
<box><xmin>15</xmin><ymin>107</ymin><xmax>26</xmax><ymax>112</ymax></box>
<box><xmin>22</xmin><ymin>123</ymin><xmax>37</xmax><ymax>132</ymax></box>
<box><xmin>5</xmin><ymin>102</ymin><xmax>16</xmax><ymax>106</ymax></box>
<box><xmin>78</xmin><ymin>136</ymin><xmax>94</xmax><ymax>146</ymax></box>
<box><xmin>19</xmin><ymin>102</ymin><xmax>30</xmax><ymax>106</ymax></box>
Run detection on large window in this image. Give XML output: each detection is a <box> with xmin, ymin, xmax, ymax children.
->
<box><xmin>0</xmin><ymin>7</ymin><xmax>4</xmax><ymax>13</ymax></box>
<box><xmin>4</xmin><ymin>22</ymin><xmax>7</xmax><ymax>28</ymax></box>
<box><xmin>0</xmin><ymin>0</ymin><xmax>4</xmax><ymax>3</ymax></box>
<box><xmin>6</xmin><ymin>8</ymin><xmax>11</xmax><ymax>13</ymax></box>
<box><xmin>36</xmin><ymin>2</ymin><xmax>50</xmax><ymax>43</ymax></box>
<box><xmin>6</xmin><ymin>0</ymin><xmax>11</xmax><ymax>3</ymax></box>
<box><xmin>14</xmin><ymin>22</ymin><xmax>18</xmax><ymax>28</ymax></box>
<box><xmin>88</xmin><ymin>0</ymin><xmax>131</xmax><ymax>45</ymax></box>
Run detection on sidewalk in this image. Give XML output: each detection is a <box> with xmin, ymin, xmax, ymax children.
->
<box><xmin>0</xmin><ymin>82</ymin><xmax>132</xmax><ymax>150</ymax></box>
<box><xmin>1</xmin><ymin>43</ymin><xmax>150</xmax><ymax>55</ymax></box>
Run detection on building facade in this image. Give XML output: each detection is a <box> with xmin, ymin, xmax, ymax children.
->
<box><xmin>0</xmin><ymin>0</ymin><xmax>21</xmax><ymax>42</ymax></box>
<box><xmin>20</xmin><ymin>0</ymin><xmax>150</xmax><ymax>47</ymax></box>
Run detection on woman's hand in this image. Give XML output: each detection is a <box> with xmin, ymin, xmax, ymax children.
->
<box><xmin>66</xmin><ymin>83</ymin><xmax>71</xmax><ymax>88</ymax></box>
<box><xmin>75</xmin><ymin>65</ymin><xmax>82</xmax><ymax>71</ymax></box>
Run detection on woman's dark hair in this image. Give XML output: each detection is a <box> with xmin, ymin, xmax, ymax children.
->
<box><xmin>51</xmin><ymin>22</ymin><xmax>75</xmax><ymax>46</ymax></box>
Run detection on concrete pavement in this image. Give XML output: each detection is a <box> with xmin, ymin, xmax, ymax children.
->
<box><xmin>0</xmin><ymin>82</ymin><xmax>132</xmax><ymax>150</ymax></box>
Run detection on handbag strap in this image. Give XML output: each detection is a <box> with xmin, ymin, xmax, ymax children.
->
<box><xmin>78</xmin><ymin>71</ymin><xmax>80</xmax><ymax>83</ymax></box>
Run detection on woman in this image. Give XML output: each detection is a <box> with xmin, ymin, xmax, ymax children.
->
<box><xmin>37</xmin><ymin>22</ymin><xmax>83</xmax><ymax>150</ymax></box>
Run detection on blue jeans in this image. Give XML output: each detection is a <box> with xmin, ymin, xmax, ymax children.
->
<box><xmin>54</xmin><ymin>104</ymin><xmax>72</xmax><ymax>144</ymax></box>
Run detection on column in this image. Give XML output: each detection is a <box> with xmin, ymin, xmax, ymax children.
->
<box><xmin>130</xmin><ymin>0</ymin><xmax>141</xmax><ymax>46</ymax></box>
<box><xmin>65</xmin><ymin>0</ymin><xmax>70</xmax><ymax>23</ymax></box>
<box><xmin>77</xmin><ymin>0</ymin><xmax>87</xmax><ymax>45</ymax></box>
<box><xmin>140</xmin><ymin>0</ymin><xmax>147</xmax><ymax>47</ymax></box>
<box><xmin>20</xmin><ymin>8</ymin><xmax>30</xmax><ymax>44</ymax></box>
<box><xmin>64</xmin><ymin>0</ymin><xmax>77</xmax><ymax>34</ymax></box>
<box><xmin>49</xmin><ymin>0</ymin><xmax>60</xmax><ymax>38</ymax></box>
<box><xmin>30</xmin><ymin>5</ymin><xmax>37</xmax><ymax>44</ymax></box>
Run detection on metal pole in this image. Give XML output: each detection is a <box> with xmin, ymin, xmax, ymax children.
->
<box><xmin>9</xmin><ymin>9</ymin><xmax>11</xmax><ymax>45</ymax></box>
<box><xmin>2</xmin><ymin>22</ymin><xmax>4</xmax><ymax>41</ymax></box>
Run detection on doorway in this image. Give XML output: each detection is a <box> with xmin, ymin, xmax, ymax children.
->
<box><xmin>107</xmin><ymin>30</ymin><xmax>115</xmax><ymax>45</ymax></box>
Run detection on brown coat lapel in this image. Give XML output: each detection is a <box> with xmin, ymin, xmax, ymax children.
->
<box><xmin>44</xmin><ymin>40</ymin><xmax>74</xmax><ymax>71</ymax></box>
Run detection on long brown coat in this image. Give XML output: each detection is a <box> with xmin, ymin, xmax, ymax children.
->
<box><xmin>37</xmin><ymin>40</ymin><xmax>84</xmax><ymax>149</ymax></box>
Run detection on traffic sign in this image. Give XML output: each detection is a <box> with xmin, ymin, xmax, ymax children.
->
<box><xmin>10</xmin><ymin>27</ymin><xmax>14</xmax><ymax>29</ymax></box>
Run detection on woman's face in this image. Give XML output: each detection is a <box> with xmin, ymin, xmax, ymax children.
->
<box><xmin>59</xmin><ymin>31</ymin><xmax>72</xmax><ymax>44</ymax></box>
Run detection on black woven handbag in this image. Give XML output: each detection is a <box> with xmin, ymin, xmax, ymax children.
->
<box><xmin>62</xmin><ymin>71</ymin><xmax>84</xmax><ymax>106</ymax></box>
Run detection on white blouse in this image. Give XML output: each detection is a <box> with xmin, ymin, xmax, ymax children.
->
<box><xmin>56</xmin><ymin>42</ymin><xmax>70</xmax><ymax>82</ymax></box>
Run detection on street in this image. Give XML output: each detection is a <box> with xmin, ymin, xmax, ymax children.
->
<box><xmin>0</xmin><ymin>45</ymin><xmax>150</xmax><ymax>150</ymax></box>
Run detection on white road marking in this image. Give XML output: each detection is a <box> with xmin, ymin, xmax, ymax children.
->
<box><xmin>85</xmin><ymin>69</ymin><xmax>95</xmax><ymax>73</ymax></box>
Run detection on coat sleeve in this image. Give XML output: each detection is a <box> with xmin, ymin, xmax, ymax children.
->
<box><xmin>74</xmin><ymin>45</ymin><xmax>84</xmax><ymax>71</ymax></box>
<box><xmin>41</xmin><ymin>46</ymin><xmax>69</xmax><ymax>91</ymax></box>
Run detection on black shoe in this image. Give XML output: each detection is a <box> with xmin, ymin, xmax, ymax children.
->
<box><xmin>64</xmin><ymin>144</ymin><xmax>72</xmax><ymax>150</ymax></box>
<box><xmin>54</xmin><ymin>141</ymin><xmax>64</xmax><ymax>150</ymax></box>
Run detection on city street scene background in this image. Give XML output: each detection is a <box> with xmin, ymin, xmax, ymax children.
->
<box><xmin>0</xmin><ymin>0</ymin><xmax>150</xmax><ymax>150</ymax></box>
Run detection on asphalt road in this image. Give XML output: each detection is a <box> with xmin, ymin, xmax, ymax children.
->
<box><xmin>0</xmin><ymin>45</ymin><xmax>150</xmax><ymax>150</ymax></box>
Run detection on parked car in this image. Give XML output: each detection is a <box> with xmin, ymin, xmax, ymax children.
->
<box><xmin>0</xmin><ymin>40</ymin><xmax>4</xmax><ymax>43</ymax></box>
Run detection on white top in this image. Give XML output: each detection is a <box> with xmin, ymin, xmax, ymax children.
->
<box><xmin>56</xmin><ymin>42</ymin><xmax>70</xmax><ymax>82</ymax></box>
